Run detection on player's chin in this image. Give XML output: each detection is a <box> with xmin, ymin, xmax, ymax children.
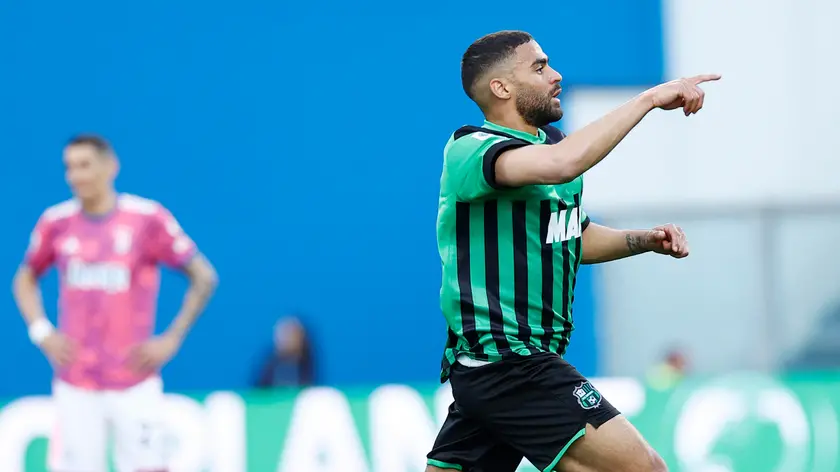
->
<box><xmin>70</xmin><ymin>190</ymin><xmax>92</xmax><ymax>200</ymax></box>
<box><xmin>546</xmin><ymin>105</ymin><xmax>563</xmax><ymax>122</ymax></box>
<box><xmin>70</xmin><ymin>185</ymin><xmax>95</xmax><ymax>199</ymax></box>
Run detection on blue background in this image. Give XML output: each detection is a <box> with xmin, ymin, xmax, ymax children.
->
<box><xmin>0</xmin><ymin>0</ymin><xmax>663</xmax><ymax>396</ymax></box>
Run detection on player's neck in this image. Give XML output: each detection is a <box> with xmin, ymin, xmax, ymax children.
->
<box><xmin>483</xmin><ymin>112</ymin><xmax>539</xmax><ymax>136</ymax></box>
<box><xmin>80</xmin><ymin>191</ymin><xmax>118</xmax><ymax>216</ymax></box>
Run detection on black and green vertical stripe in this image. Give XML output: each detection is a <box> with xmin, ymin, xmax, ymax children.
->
<box><xmin>441</xmin><ymin>195</ymin><xmax>584</xmax><ymax>378</ymax></box>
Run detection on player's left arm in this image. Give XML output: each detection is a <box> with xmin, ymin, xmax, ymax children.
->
<box><xmin>165</xmin><ymin>253</ymin><xmax>218</xmax><ymax>343</ymax></box>
<box><xmin>151</xmin><ymin>206</ymin><xmax>219</xmax><ymax>343</ymax></box>
<box><xmin>133</xmin><ymin>206</ymin><xmax>218</xmax><ymax>370</ymax></box>
<box><xmin>580</xmin><ymin>221</ymin><xmax>689</xmax><ymax>264</ymax></box>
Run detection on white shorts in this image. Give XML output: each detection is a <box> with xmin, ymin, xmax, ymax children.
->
<box><xmin>48</xmin><ymin>376</ymin><xmax>169</xmax><ymax>472</ymax></box>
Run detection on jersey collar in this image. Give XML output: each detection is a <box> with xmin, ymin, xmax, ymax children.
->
<box><xmin>483</xmin><ymin>120</ymin><xmax>546</xmax><ymax>144</ymax></box>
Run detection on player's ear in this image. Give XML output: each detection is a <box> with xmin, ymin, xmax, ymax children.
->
<box><xmin>109</xmin><ymin>156</ymin><xmax>120</xmax><ymax>179</ymax></box>
<box><xmin>488</xmin><ymin>77</ymin><xmax>511</xmax><ymax>100</ymax></box>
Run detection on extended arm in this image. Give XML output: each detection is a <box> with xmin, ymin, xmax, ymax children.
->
<box><xmin>581</xmin><ymin>222</ymin><xmax>689</xmax><ymax>264</ymax></box>
<box><xmin>496</xmin><ymin>95</ymin><xmax>653</xmax><ymax>185</ymax></box>
<box><xmin>494</xmin><ymin>75</ymin><xmax>720</xmax><ymax>187</ymax></box>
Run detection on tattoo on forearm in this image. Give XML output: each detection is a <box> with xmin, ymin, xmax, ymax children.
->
<box><xmin>625</xmin><ymin>233</ymin><xmax>646</xmax><ymax>255</ymax></box>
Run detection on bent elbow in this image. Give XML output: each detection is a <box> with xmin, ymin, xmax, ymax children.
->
<box><xmin>186</xmin><ymin>254</ymin><xmax>219</xmax><ymax>293</ymax></box>
<box><xmin>202</xmin><ymin>262</ymin><xmax>220</xmax><ymax>292</ymax></box>
<box><xmin>207</xmin><ymin>268</ymin><xmax>219</xmax><ymax>291</ymax></box>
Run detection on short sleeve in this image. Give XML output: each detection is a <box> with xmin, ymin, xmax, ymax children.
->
<box><xmin>580</xmin><ymin>207</ymin><xmax>591</xmax><ymax>231</ymax></box>
<box><xmin>145</xmin><ymin>206</ymin><xmax>198</xmax><ymax>269</ymax></box>
<box><xmin>23</xmin><ymin>214</ymin><xmax>56</xmax><ymax>277</ymax></box>
<box><xmin>444</xmin><ymin>132</ymin><xmax>531</xmax><ymax>201</ymax></box>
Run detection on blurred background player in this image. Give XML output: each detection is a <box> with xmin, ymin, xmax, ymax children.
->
<box><xmin>11</xmin><ymin>134</ymin><xmax>218</xmax><ymax>472</ymax></box>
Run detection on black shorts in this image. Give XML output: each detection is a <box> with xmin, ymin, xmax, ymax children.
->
<box><xmin>427</xmin><ymin>353</ymin><xmax>620</xmax><ymax>472</ymax></box>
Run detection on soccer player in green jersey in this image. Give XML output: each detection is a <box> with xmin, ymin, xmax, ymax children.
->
<box><xmin>426</xmin><ymin>31</ymin><xmax>720</xmax><ymax>472</ymax></box>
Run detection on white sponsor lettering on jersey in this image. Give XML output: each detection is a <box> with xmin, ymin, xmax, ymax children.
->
<box><xmin>545</xmin><ymin>208</ymin><xmax>582</xmax><ymax>244</ymax></box>
<box><xmin>66</xmin><ymin>259</ymin><xmax>130</xmax><ymax>293</ymax></box>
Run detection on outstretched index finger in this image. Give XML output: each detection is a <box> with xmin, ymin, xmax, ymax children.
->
<box><xmin>689</xmin><ymin>74</ymin><xmax>722</xmax><ymax>85</ymax></box>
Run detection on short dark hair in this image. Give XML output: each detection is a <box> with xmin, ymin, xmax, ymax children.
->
<box><xmin>461</xmin><ymin>30</ymin><xmax>533</xmax><ymax>101</ymax></box>
<box><xmin>66</xmin><ymin>133</ymin><xmax>113</xmax><ymax>155</ymax></box>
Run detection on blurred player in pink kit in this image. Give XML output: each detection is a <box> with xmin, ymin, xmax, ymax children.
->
<box><xmin>12</xmin><ymin>134</ymin><xmax>219</xmax><ymax>472</ymax></box>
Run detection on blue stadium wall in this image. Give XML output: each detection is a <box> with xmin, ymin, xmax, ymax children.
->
<box><xmin>0</xmin><ymin>0</ymin><xmax>663</xmax><ymax>396</ymax></box>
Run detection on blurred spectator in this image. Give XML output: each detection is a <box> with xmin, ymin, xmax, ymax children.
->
<box><xmin>646</xmin><ymin>347</ymin><xmax>688</xmax><ymax>391</ymax></box>
<box><xmin>255</xmin><ymin>315</ymin><xmax>314</xmax><ymax>388</ymax></box>
<box><xmin>784</xmin><ymin>300</ymin><xmax>840</xmax><ymax>371</ymax></box>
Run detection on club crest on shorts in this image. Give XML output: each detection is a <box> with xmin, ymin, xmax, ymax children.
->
<box><xmin>573</xmin><ymin>381</ymin><xmax>602</xmax><ymax>409</ymax></box>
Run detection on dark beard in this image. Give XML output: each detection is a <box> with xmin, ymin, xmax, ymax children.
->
<box><xmin>515</xmin><ymin>87</ymin><xmax>563</xmax><ymax>128</ymax></box>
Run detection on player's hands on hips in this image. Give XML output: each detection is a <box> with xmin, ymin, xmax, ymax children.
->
<box><xmin>129</xmin><ymin>333</ymin><xmax>182</xmax><ymax>372</ymax></box>
<box><xmin>646</xmin><ymin>224</ymin><xmax>689</xmax><ymax>258</ymax></box>
<box><xmin>40</xmin><ymin>333</ymin><xmax>76</xmax><ymax>368</ymax></box>
<box><xmin>644</xmin><ymin>74</ymin><xmax>721</xmax><ymax>116</ymax></box>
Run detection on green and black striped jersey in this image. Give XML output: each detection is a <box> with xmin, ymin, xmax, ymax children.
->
<box><xmin>436</xmin><ymin>120</ymin><xmax>590</xmax><ymax>382</ymax></box>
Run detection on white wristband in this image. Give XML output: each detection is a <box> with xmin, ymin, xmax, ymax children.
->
<box><xmin>28</xmin><ymin>319</ymin><xmax>55</xmax><ymax>346</ymax></box>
